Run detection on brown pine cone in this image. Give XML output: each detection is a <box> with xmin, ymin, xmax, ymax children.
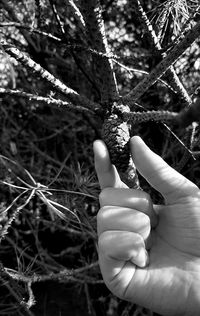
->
<box><xmin>101</xmin><ymin>114</ymin><xmax>130</xmax><ymax>172</ymax></box>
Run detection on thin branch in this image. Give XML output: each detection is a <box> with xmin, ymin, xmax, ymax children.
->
<box><xmin>48</xmin><ymin>1</ymin><xmax>100</xmax><ymax>96</ymax></box>
<box><xmin>0</xmin><ymin>263</ymin><xmax>34</xmax><ymax>315</ymax></box>
<box><xmin>5</xmin><ymin>263</ymin><xmax>102</xmax><ymax>285</ymax></box>
<box><xmin>113</xmin><ymin>59</ymin><xmax>176</xmax><ymax>92</ymax></box>
<box><xmin>131</xmin><ymin>0</ymin><xmax>191</xmax><ymax>105</ymax></box>
<box><xmin>0</xmin><ymin>41</ymin><xmax>100</xmax><ymax>110</ymax></box>
<box><xmin>1</xmin><ymin>0</ymin><xmax>39</xmax><ymax>53</ymax></box>
<box><xmin>122</xmin><ymin>19</ymin><xmax>200</xmax><ymax>106</ymax></box>
<box><xmin>67</xmin><ymin>0</ymin><xmax>85</xmax><ymax>29</ymax></box>
<box><xmin>0</xmin><ymin>22</ymin><xmax>62</xmax><ymax>42</ymax></box>
<box><xmin>0</xmin><ymin>88</ymin><xmax>95</xmax><ymax>114</ymax></box>
<box><xmin>176</xmin><ymin>122</ymin><xmax>198</xmax><ymax>171</ymax></box>
<box><xmin>49</xmin><ymin>0</ymin><xmax>65</xmax><ymax>37</ymax></box>
<box><xmin>0</xmin><ymin>190</ymin><xmax>34</xmax><ymax>243</ymax></box>
<box><xmin>47</xmin><ymin>153</ymin><xmax>71</xmax><ymax>187</ymax></box>
<box><xmin>26</xmin><ymin>282</ymin><xmax>36</xmax><ymax>309</ymax></box>
<box><xmin>0</xmin><ymin>20</ymin><xmax>121</xmax><ymax>60</ymax></box>
<box><xmin>0</xmin><ymin>276</ymin><xmax>34</xmax><ymax>316</ymax></box>
<box><xmin>155</xmin><ymin>1</ymin><xmax>171</xmax><ymax>43</ymax></box>
<box><xmin>123</xmin><ymin>109</ymin><xmax>195</xmax><ymax>157</ymax></box>
<box><xmin>165</xmin><ymin>5</ymin><xmax>200</xmax><ymax>52</ymax></box>
<box><xmin>5</xmin><ymin>236</ymin><xmax>64</xmax><ymax>272</ymax></box>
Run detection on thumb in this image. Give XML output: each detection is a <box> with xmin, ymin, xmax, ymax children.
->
<box><xmin>93</xmin><ymin>140</ymin><xmax>128</xmax><ymax>189</ymax></box>
<box><xmin>130</xmin><ymin>136</ymin><xmax>198</xmax><ymax>203</ymax></box>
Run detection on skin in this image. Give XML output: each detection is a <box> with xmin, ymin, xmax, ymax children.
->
<box><xmin>93</xmin><ymin>136</ymin><xmax>200</xmax><ymax>316</ymax></box>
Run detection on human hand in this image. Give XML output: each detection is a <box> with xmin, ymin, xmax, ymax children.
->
<box><xmin>93</xmin><ymin>136</ymin><xmax>200</xmax><ymax>316</ymax></box>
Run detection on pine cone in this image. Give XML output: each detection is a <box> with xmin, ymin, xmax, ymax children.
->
<box><xmin>101</xmin><ymin>114</ymin><xmax>130</xmax><ymax>172</ymax></box>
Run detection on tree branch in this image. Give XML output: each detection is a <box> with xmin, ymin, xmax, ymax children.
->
<box><xmin>79</xmin><ymin>0</ymin><xmax>119</xmax><ymax>103</ymax></box>
<box><xmin>122</xmin><ymin>19</ymin><xmax>200</xmax><ymax>106</ymax></box>
<box><xmin>0</xmin><ymin>41</ymin><xmax>100</xmax><ymax>110</ymax></box>
<box><xmin>0</xmin><ymin>88</ymin><xmax>95</xmax><ymax>114</ymax></box>
<box><xmin>0</xmin><ymin>22</ymin><xmax>62</xmax><ymax>42</ymax></box>
<box><xmin>67</xmin><ymin>0</ymin><xmax>85</xmax><ymax>29</ymax></box>
<box><xmin>123</xmin><ymin>110</ymin><xmax>178</xmax><ymax>123</ymax></box>
<box><xmin>132</xmin><ymin>0</ymin><xmax>191</xmax><ymax>105</ymax></box>
<box><xmin>4</xmin><ymin>261</ymin><xmax>101</xmax><ymax>284</ymax></box>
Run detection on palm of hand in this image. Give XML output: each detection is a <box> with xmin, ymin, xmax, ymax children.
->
<box><xmin>128</xmin><ymin>196</ymin><xmax>200</xmax><ymax>316</ymax></box>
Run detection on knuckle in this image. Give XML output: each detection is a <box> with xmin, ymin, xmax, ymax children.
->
<box><xmin>98</xmin><ymin>231</ymin><xmax>110</xmax><ymax>253</ymax></box>
<box><xmin>97</xmin><ymin>206</ymin><xmax>109</xmax><ymax>224</ymax></box>
<box><xmin>134</xmin><ymin>232</ymin><xmax>143</xmax><ymax>245</ymax></box>
<box><xmin>142</xmin><ymin>191</ymin><xmax>153</xmax><ymax>211</ymax></box>
<box><xmin>99</xmin><ymin>187</ymin><xmax>111</xmax><ymax>205</ymax></box>
<box><xmin>137</xmin><ymin>212</ymin><xmax>150</xmax><ymax>227</ymax></box>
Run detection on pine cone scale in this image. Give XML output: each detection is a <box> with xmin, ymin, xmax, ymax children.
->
<box><xmin>101</xmin><ymin>114</ymin><xmax>130</xmax><ymax>172</ymax></box>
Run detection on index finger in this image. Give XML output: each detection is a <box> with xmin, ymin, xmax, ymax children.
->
<box><xmin>130</xmin><ymin>136</ymin><xmax>199</xmax><ymax>203</ymax></box>
<box><xmin>93</xmin><ymin>140</ymin><xmax>128</xmax><ymax>189</ymax></box>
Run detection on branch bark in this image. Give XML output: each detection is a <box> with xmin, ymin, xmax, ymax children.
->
<box><xmin>0</xmin><ymin>41</ymin><xmax>100</xmax><ymax>111</ymax></box>
<box><xmin>122</xmin><ymin>19</ymin><xmax>200</xmax><ymax>106</ymax></box>
<box><xmin>79</xmin><ymin>0</ymin><xmax>119</xmax><ymax>103</ymax></box>
<box><xmin>131</xmin><ymin>0</ymin><xmax>191</xmax><ymax>105</ymax></box>
<box><xmin>123</xmin><ymin>110</ymin><xmax>178</xmax><ymax>124</ymax></box>
<box><xmin>0</xmin><ymin>88</ymin><xmax>94</xmax><ymax>114</ymax></box>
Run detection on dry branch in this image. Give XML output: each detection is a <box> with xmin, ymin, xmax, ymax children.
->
<box><xmin>0</xmin><ymin>22</ymin><xmax>62</xmax><ymax>42</ymax></box>
<box><xmin>132</xmin><ymin>0</ymin><xmax>191</xmax><ymax>105</ymax></box>
<box><xmin>67</xmin><ymin>0</ymin><xmax>85</xmax><ymax>29</ymax></box>
<box><xmin>4</xmin><ymin>262</ymin><xmax>100</xmax><ymax>285</ymax></box>
<box><xmin>122</xmin><ymin>19</ymin><xmax>200</xmax><ymax>106</ymax></box>
<box><xmin>1</xmin><ymin>0</ymin><xmax>40</xmax><ymax>53</ymax></box>
<box><xmin>123</xmin><ymin>110</ymin><xmax>178</xmax><ymax>124</ymax></box>
<box><xmin>0</xmin><ymin>41</ymin><xmax>100</xmax><ymax>110</ymax></box>
<box><xmin>0</xmin><ymin>88</ymin><xmax>95</xmax><ymax>114</ymax></box>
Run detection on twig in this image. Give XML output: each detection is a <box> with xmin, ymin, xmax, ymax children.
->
<box><xmin>0</xmin><ymin>22</ymin><xmax>62</xmax><ymax>42</ymax></box>
<box><xmin>0</xmin><ymin>88</ymin><xmax>95</xmax><ymax>114</ymax></box>
<box><xmin>113</xmin><ymin>59</ymin><xmax>176</xmax><ymax>92</ymax></box>
<box><xmin>155</xmin><ymin>1</ymin><xmax>171</xmax><ymax>43</ymax></box>
<box><xmin>122</xmin><ymin>19</ymin><xmax>200</xmax><ymax>106</ymax></box>
<box><xmin>49</xmin><ymin>0</ymin><xmax>65</xmax><ymax>37</ymax></box>
<box><xmin>67</xmin><ymin>0</ymin><xmax>85</xmax><ymax>29</ymax></box>
<box><xmin>47</xmin><ymin>153</ymin><xmax>71</xmax><ymax>187</ymax></box>
<box><xmin>131</xmin><ymin>0</ymin><xmax>191</xmax><ymax>105</ymax></box>
<box><xmin>0</xmin><ymin>190</ymin><xmax>35</xmax><ymax>243</ymax></box>
<box><xmin>123</xmin><ymin>108</ymin><xmax>195</xmax><ymax>157</ymax></box>
<box><xmin>165</xmin><ymin>5</ymin><xmax>200</xmax><ymax>52</ymax></box>
<box><xmin>26</xmin><ymin>282</ymin><xmax>36</xmax><ymax>309</ymax></box>
<box><xmin>5</xmin><ymin>236</ymin><xmax>64</xmax><ymax>272</ymax></box>
<box><xmin>1</xmin><ymin>0</ymin><xmax>39</xmax><ymax>53</ymax></box>
<box><xmin>0</xmin><ymin>41</ymin><xmax>100</xmax><ymax>110</ymax></box>
<box><xmin>5</xmin><ymin>263</ymin><xmax>102</xmax><ymax>285</ymax></box>
<box><xmin>0</xmin><ymin>263</ymin><xmax>34</xmax><ymax>316</ymax></box>
<box><xmin>176</xmin><ymin>122</ymin><xmax>198</xmax><ymax>172</ymax></box>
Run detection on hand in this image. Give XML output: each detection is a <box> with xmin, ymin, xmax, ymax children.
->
<box><xmin>93</xmin><ymin>136</ymin><xmax>200</xmax><ymax>316</ymax></box>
